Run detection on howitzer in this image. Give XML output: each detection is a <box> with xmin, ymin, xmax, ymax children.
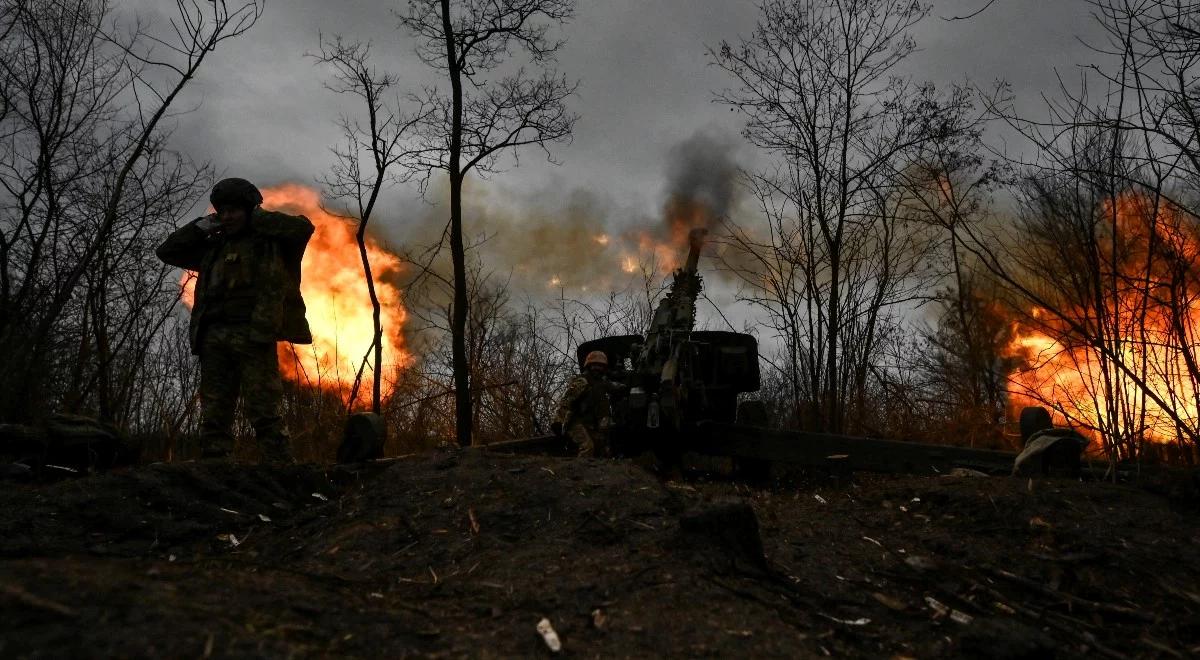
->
<box><xmin>575</xmin><ymin>228</ymin><xmax>761</xmax><ymax>456</ymax></box>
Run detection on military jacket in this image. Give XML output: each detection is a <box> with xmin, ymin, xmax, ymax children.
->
<box><xmin>554</xmin><ymin>373</ymin><xmax>614</xmax><ymax>429</ymax></box>
<box><xmin>156</xmin><ymin>208</ymin><xmax>314</xmax><ymax>353</ymax></box>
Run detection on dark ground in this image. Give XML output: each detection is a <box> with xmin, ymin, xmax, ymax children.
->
<box><xmin>0</xmin><ymin>449</ymin><xmax>1198</xmax><ymax>658</ymax></box>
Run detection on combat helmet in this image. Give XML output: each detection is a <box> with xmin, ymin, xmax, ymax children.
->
<box><xmin>209</xmin><ymin>177</ymin><xmax>263</xmax><ymax>210</ymax></box>
<box><xmin>584</xmin><ymin>351</ymin><xmax>608</xmax><ymax>369</ymax></box>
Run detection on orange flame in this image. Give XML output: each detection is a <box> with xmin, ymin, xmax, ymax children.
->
<box><xmin>180</xmin><ymin>183</ymin><xmax>410</xmax><ymax>406</ymax></box>
<box><xmin>1004</xmin><ymin>194</ymin><xmax>1200</xmax><ymax>445</ymax></box>
<box><xmin>613</xmin><ymin>197</ymin><xmax>715</xmax><ymax>278</ymax></box>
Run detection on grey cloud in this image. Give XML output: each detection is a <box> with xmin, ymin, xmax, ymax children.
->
<box><xmin>153</xmin><ymin>0</ymin><xmax>1106</xmax><ymax>235</ymax></box>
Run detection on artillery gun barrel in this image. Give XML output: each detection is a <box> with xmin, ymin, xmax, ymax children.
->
<box><xmin>643</xmin><ymin>227</ymin><xmax>706</xmax><ymax>344</ymax></box>
<box><xmin>683</xmin><ymin>228</ymin><xmax>708</xmax><ymax>274</ymax></box>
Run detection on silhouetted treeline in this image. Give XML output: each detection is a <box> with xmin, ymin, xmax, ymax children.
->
<box><xmin>5</xmin><ymin>0</ymin><xmax>1200</xmax><ymax>467</ymax></box>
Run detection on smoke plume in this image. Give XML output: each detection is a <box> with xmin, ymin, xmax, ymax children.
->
<box><xmin>663</xmin><ymin>130</ymin><xmax>741</xmax><ymax>229</ymax></box>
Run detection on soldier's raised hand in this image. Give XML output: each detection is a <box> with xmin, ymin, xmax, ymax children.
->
<box><xmin>195</xmin><ymin>213</ymin><xmax>220</xmax><ymax>235</ymax></box>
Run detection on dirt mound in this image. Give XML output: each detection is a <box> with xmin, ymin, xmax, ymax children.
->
<box><xmin>0</xmin><ymin>451</ymin><xmax>1198</xmax><ymax>658</ymax></box>
<box><xmin>0</xmin><ymin>463</ymin><xmax>337</xmax><ymax>559</ymax></box>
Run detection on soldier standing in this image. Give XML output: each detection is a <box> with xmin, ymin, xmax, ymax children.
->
<box><xmin>156</xmin><ymin>178</ymin><xmax>314</xmax><ymax>464</ymax></box>
<box><xmin>552</xmin><ymin>351</ymin><xmax>616</xmax><ymax>457</ymax></box>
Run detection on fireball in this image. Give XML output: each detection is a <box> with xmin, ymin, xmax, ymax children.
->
<box><xmin>1004</xmin><ymin>193</ymin><xmax>1200</xmax><ymax>446</ymax></box>
<box><xmin>180</xmin><ymin>183</ymin><xmax>410</xmax><ymax>406</ymax></box>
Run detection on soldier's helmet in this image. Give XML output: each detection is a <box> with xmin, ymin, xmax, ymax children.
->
<box><xmin>210</xmin><ymin>177</ymin><xmax>263</xmax><ymax>209</ymax></box>
<box><xmin>584</xmin><ymin>351</ymin><xmax>608</xmax><ymax>369</ymax></box>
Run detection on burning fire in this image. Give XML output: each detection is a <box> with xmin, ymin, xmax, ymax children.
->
<box><xmin>180</xmin><ymin>183</ymin><xmax>410</xmax><ymax>406</ymax></box>
<box><xmin>590</xmin><ymin>197</ymin><xmax>715</xmax><ymax>285</ymax></box>
<box><xmin>1003</xmin><ymin>194</ymin><xmax>1200</xmax><ymax>447</ymax></box>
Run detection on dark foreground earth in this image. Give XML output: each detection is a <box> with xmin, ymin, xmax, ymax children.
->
<box><xmin>0</xmin><ymin>450</ymin><xmax>1198</xmax><ymax>658</ymax></box>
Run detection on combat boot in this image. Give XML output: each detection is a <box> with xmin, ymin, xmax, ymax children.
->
<box><xmin>258</xmin><ymin>434</ymin><xmax>296</xmax><ymax>466</ymax></box>
<box><xmin>197</xmin><ymin>433</ymin><xmax>234</xmax><ymax>463</ymax></box>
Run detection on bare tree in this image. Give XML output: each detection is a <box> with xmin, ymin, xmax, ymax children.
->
<box><xmin>391</xmin><ymin>246</ymin><xmax>559</xmax><ymax>444</ymax></box>
<box><xmin>885</xmin><ymin>93</ymin><xmax>1016</xmax><ymax>446</ymax></box>
<box><xmin>388</xmin><ymin>229</ymin><xmax>671</xmax><ymax>447</ymax></box>
<box><xmin>397</xmin><ymin>0</ymin><xmax>578</xmax><ymax>447</ymax></box>
<box><xmin>310</xmin><ymin>34</ymin><xmax>428</xmax><ymax>414</ymax></box>
<box><xmin>0</xmin><ymin>0</ymin><xmax>260</xmax><ymax>424</ymax></box>
<box><xmin>711</xmin><ymin>0</ymin><xmax>964</xmax><ymax>433</ymax></box>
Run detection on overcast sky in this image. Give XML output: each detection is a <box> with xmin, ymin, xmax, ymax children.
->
<box><xmin>149</xmin><ymin>0</ymin><xmax>1101</xmax><ymax>230</ymax></box>
<box><xmin>118</xmin><ymin>0</ymin><xmax>1116</xmax><ymax>335</ymax></box>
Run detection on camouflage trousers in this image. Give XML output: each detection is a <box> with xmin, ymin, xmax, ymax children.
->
<box><xmin>198</xmin><ymin>324</ymin><xmax>291</xmax><ymax>462</ymax></box>
<box><xmin>568</xmin><ymin>423</ymin><xmax>610</xmax><ymax>458</ymax></box>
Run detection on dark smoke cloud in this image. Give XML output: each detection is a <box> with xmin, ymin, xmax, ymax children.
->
<box><xmin>663</xmin><ymin>130</ymin><xmax>742</xmax><ymax>227</ymax></box>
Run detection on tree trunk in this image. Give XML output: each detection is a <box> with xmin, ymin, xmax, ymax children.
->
<box><xmin>825</xmin><ymin>251</ymin><xmax>840</xmax><ymax>434</ymax></box>
<box><xmin>441</xmin><ymin>0</ymin><xmax>472</xmax><ymax>447</ymax></box>
<box><xmin>353</xmin><ymin>226</ymin><xmax>383</xmax><ymax>414</ymax></box>
<box><xmin>450</xmin><ymin>171</ymin><xmax>471</xmax><ymax>446</ymax></box>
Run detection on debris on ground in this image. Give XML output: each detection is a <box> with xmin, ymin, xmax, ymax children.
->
<box><xmin>0</xmin><ymin>450</ymin><xmax>1197</xmax><ymax>657</ymax></box>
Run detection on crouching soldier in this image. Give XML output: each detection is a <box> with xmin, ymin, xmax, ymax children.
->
<box><xmin>156</xmin><ymin>178</ymin><xmax>313</xmax><ymax>464</ymax></box>
<box><xmin>552</xmin><ymin>351</ymin><xmax>618</xmax><ymax>458</ymax></box>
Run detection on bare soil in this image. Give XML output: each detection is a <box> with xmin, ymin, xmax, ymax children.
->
<box><xmin>0</xmin><ymin>449</ymin><xmax>1197</xmax><ymax>658</ymax></box>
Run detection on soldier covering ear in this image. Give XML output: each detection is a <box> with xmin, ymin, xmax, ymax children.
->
<box><xmin>156</xmin><ymin>178</ymin><xmax>313</xmax><ymax>464</ymax></box>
